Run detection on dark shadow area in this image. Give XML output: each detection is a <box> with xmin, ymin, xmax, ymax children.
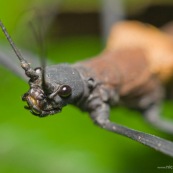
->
<box><xmin>128</xmin><ymin>4</ymin><xmax>173</xmax><ymax>27</ymax></box>
<box><xmin>48</xmin><ymin>4</ymin><xmax>173</xmax><ymax>38</ymax></box>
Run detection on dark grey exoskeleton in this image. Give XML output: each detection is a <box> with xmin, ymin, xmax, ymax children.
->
<box><xmin>1</xmin><ymin>20</ymin><xmax>173</xmax><ymax>157</ymax></box>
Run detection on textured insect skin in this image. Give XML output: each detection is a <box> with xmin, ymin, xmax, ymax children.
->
<box><xmin>50</xmin><ymin>49</ymin><xmax>160</xmax><ymax>124</ymax></box>
<box><xmin>2</xmin><ymin>20</ymin><xmax>173</xmax><ymax>157</ymax></box>
<box><xmin>21</xmin><ymin>21</ymin><xmax>173</xmax><ymax>132</ymax></box>
<box><xmin>22</xmin><ymin>48</ymin><xmax>159</xmax><ymax>120</ymax></box>
<box><xmin>43</xmin><ymin>64</ymin><xmax>85</xmax><ymax>110</ymax></box>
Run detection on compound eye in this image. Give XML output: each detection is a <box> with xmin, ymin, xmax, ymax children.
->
<box><xmin>58</xmin><ymin>85</ymin><xmax>72</xmax><ymax>98</ymax></box>
<box><xmin>35</xmin><ymin>67</ymin><xmax>42</xmax><ymax>74</ymax></box>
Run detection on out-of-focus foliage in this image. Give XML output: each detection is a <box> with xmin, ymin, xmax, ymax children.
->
<box><xmin>0</xmin><ymin>1</ymin><xmax>173</xmax><ymax>173</ymax></box>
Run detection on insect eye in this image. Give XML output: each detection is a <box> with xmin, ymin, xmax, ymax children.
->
<box><xmin>34</xmin><ymin>67</ymin><xmax>42</xmax><ymax>74</ymax></box>
<box><xmin>58</xmin><ymin>85</ymin><xmax>72</xmax><ymax>98</ymax></box>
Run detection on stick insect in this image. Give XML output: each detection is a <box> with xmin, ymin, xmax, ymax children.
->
<box><xmin>1</xmin><ymin>20</ymin><xmax>173</xmax><ymax>157</ymax></box>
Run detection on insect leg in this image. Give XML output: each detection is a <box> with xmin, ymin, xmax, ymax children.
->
<box><xmin>89</xmin><ymin>100</ymin><xmax>173</xmax><ymax>157</ymax></box>
<box><xmin>137</xmin><ymin>80</ymin><xmax>173</xmax><ymax>134</ymax></box>
<box><xmin>143</xmin><ymin>103</ymin><xmax>173</xmax><ymax>134</ymax></box>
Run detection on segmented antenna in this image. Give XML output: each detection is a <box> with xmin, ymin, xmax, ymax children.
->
<box><xmin>28</xmin><ymin>19</ymin><xmax>47</xmax><ymax>93</ymax></box>
<box><xmin>0</xmin><ymin>20</ymin><xmax>38</xmax><ymax>79</ymax></box>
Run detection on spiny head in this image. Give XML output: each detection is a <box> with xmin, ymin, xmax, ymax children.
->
<box><xmin>0</xmin><ymin>20</ymin><xmax>84</xmax><ymax>117</ymax></box>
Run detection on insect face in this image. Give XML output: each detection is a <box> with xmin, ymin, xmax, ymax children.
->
<box><xmin>21</xmin><ymin>68</ymin><xmax>61</xmax><ymax>117</ymax></box>
<box><xmin>21</xmin><ymin>64</ymin><xmax>84</xmax><ymax>117</ymax></box>
<box><xmin>2</xmin><ymin>20</ymin><xmax>173</xmax><ymax>158</ymax></box>
<box><xmin>0</xmin><ymin>20</ymin><xmax>85</xmax><ymax>117</ymax></box>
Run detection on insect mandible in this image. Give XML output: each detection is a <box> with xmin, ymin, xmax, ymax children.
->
<box><xmin>1</xmin><ymin>20</ymin><xmax>173</xmax><ymax>157</ymax></box>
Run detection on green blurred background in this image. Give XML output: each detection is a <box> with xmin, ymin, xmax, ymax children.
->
<box><xmin>0</xmin><ymin>0</ymin><xmax>173</xmax><ymax>173</ymax></box>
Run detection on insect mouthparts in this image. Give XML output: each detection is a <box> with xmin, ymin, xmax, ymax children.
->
<box><xmin>22</xmin><ymin>84</ymin><xmax>61</xmax><ymax>117</ymax></box>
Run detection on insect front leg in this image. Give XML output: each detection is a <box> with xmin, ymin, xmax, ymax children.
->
<box><xmin>86</xmin><ymin>88</ymin><xmax>128</xmax><ymax>134</ymax></box>
<box><xmin>143</xmin><ymin>103</ymin><xmax>173</xmax><ymax>134</ymax></box>
<box><xmin>84</xmin><ymin>86</ymin><xmax>173</xmax><ymax>157</ymax></box>
<box><xmin>84</xmin><ymin>86</ymin><xmax>115</xmax><ymax>128</ymax></box>
<box><xmin>89</xmin><ymin>100</ymin><xmax>110</xmax><ymax>127</ymax></box>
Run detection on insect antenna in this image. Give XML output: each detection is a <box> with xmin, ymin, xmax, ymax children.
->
<box><xmin>0</xmin><ymin>20</ymin><xmax>39</xmax><ymax>80</ymax></box>
<box><xmin>28</xmin><ymin>15</ymin><xmax>48</xmax><ymax>94</ymax></box>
